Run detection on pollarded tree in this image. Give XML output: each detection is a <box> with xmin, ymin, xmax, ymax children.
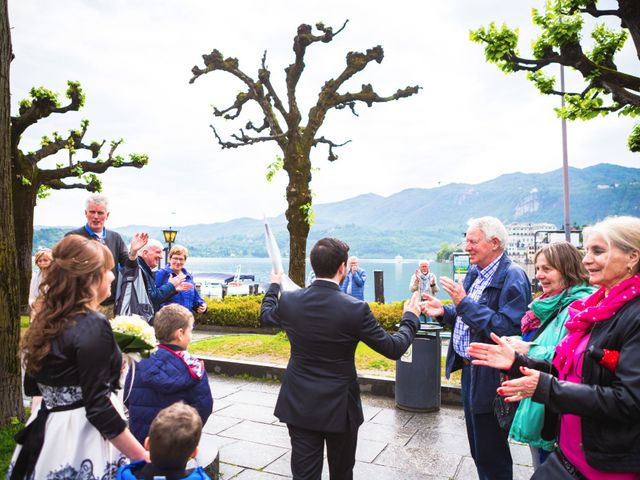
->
<box><xmin>11</xmin><ymin>82</ymin><xmax>149</xmax><ymax>308</ymax></box>
<box><xmin>190</xmin><ymin>21</ymin><xmax>420</xmax><ymax>285</ymax></box>
<box><xmin>470</xmin><ymin>0</ymin><xmax>640</xmax><ymax>152</ymax></box>
<box><xmin>0</xmin><ymin>0</ymin><xmax>23</xmax><ymax>426</ymax></box>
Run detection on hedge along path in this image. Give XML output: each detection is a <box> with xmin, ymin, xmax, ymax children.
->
<box><xmin>199</xmin><ymin>295</ymin><xmax>452</xmax><ymax>331</ymax></box>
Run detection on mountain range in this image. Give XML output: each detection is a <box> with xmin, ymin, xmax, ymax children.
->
<box><xmin>34</xmin><ymin>163</ymin><xmax>640</xmax><ymax>258</ymax></box>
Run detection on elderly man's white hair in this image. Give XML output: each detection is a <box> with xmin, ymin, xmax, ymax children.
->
<box><xmin>418</xmin><ymin>259</ymin><xmax>430</xmax><ymax>266</ymax></box>
<box><xmin>137</xmin><ymin>238</ymin><xmax>164</xmax><ymax>256</ymax></box>
<box><xmin>86</xmin><ymin>193</ymin><xmax>109</xmax><ymax>210</ymax></box>
<box><xmin>467</xmin><ymin>216</ymin><xmax>508</xmax><ymax>249</ymax></box>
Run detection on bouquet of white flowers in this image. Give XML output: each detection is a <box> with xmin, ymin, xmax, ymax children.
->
<box><xmin>110</xmin><ymin>314</ymin><xmax>157</xmax><ymax>358</ymax></box>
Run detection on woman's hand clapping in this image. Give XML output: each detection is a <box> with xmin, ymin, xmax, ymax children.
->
<box><xmin>467</xmin><ymin>332</ymin><xmax>516</xmax><ymax>371</ymax></box>
<box><xmin>498</xmin><ymin>367</ymin><xmax>541</xmax><ymax>403</ymax></box>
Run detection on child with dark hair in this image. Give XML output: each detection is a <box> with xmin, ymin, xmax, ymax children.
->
<box><xmin>124</xmin><ymin>304</ymin><xmax>213</xmax><ymax>444</ymax></box>
<box><xmin>117</xmin><ymin>402</ymin><xmax>210</xmax><ymax>479</ymax></box>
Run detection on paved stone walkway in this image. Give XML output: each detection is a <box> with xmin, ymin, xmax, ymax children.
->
<box><xmin>202</xmin><ymin>375</ymin><xmax>534</xmax><ymax>479</ymax></box>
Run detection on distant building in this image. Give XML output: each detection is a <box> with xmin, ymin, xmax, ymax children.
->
<box><xmin>506</xmin><ymin>222</ymin><xmax>557</xmax><ymax>260</ymax></box>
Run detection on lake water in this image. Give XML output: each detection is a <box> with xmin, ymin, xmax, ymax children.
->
<box><xmin>185</xmin><ymin>257</ymin><xmax>455</xmax><ymax>303</ymax></box>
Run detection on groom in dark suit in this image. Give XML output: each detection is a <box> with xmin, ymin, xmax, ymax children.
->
<box><xmin>261</xmin><ymin>237</ymin><xmax>421</xmax><ymax>480</ymax></box>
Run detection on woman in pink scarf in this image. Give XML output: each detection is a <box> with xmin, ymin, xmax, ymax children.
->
<box><xmin>468</xmin><ymin>216</ymin><xmax>640</xmax><ymax>479</ymax></box>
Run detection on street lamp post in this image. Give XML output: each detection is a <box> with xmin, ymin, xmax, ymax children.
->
<box><xmin>560</xmin><ymin>65</ymin><xmax>571</xmax><ymax>242</ymax></box>
<box><xmin>162</xmin><ymin>227</ymin><xmax>178</xmax><ymax>265</ymax></box>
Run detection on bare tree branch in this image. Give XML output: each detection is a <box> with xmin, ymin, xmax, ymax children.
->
<box><xmin>332</xmin><ymin>84</ymin><xmax>421</xmax><ymax>109</ymax></box>
<box><xmin>312</xmin><ymin>136</ymin><xmax>352</xmax><ymax>161</ymax></box>
<box><xmin>246</xmin><ymin>118</ymin><xmax>270</xmax><ymax>133</ymax></box>
<box><xmin>214</xmin><ymin>90</ymin><xmax>256</xmax><ymax>120</ymax></box>
<box><xmin>335</xmin><ymin>102</ymin><xmax>359</xmax><ymax>116</ymax></box>
<box><xmin>42</xmin><ymin>179</ymin><xmax>98</xmax><ymax>191</ymax></box>
<box><xmin>210</xmin><ymin>125</ymin><xmax>285</xmax><ymax>150</ymax></box>
<box><xmin>286</xmin><ymin>20</ymin><xmax>349</xmax><ymax>93</ymax></box>
<box><xmin>191</xmin><ymin>49</ymin><xmax>286</xmax><ymax>148</ymax></box>
<box><xmin>304</xmin><ymin>45</ymin><xmax>420</xmax><ymax>142</ymax></box>
<box><xmin>259</xmin><ymin>51</ymin><xmax>288</xmax><ymax>119</ymax></box>
<box><xmin>284</xmin><ymin>21</ymin><xmax>350</xmax><ymax>125</ymax></box>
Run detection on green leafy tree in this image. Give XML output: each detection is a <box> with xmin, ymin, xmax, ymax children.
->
<box><xmin>470</xmin><ymin>0</ymin><xmax>640</xmax><ymax>152</ymax></box>
<box><xmin>11</xmin><ymin>81</ymin><xmax>149</xmax><ymax>307</ymax></box>
<box><xmin>0</xmin><ymin>0</ymin><xmax>23</xmax><ymax>426</ymax></box>
<box><xmin>436</xmin><ymin>242</ymin><xmax>459</xmax><ymax>262</ymax></box>
<box><xmin>190</xmin><ymin>21</ymin><xmax>419</xmax><ymax>285</ymax></box>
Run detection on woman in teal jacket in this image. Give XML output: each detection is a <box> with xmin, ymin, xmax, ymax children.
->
<box><xmin>505</xmin><ymin>241</ymin><xmax>594</xmax><ymax>469</ymax></box>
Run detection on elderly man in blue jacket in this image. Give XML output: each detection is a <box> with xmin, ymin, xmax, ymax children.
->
<box><xmin>340</xmin><ymin>256</ymin><xmax>366</xmax><ymax>300</ymax></box>
<box><xmin>422</xmin><ymin>216</ymin><xmax>531</xmax><ymax>480</ymax></box>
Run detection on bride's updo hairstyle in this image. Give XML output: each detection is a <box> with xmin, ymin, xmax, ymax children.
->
<box><xmin>21</xmin><ymin>234</ymin><xmax>115</xmax><ymax>374</ymax></box>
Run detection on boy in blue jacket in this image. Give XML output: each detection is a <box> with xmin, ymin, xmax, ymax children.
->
<box><xmin>125</xmin><ymin>304</ymin><xmax>213</xmax><ymax>444</ymax></box>
<box><xmin>118</xmin><ymin>402</ymin><xmax>210</xmax><ymax>479</ymax></box>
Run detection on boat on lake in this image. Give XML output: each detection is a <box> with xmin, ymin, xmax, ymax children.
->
<box><xmin>195</xmin><ymin>267</ymin><xmax>265</xmax><ymax>298</ymax></box>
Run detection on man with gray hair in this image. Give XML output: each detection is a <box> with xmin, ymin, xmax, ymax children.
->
<box><xmin>409</xmin><ymin>259</ymin><xmax>439</xmax><ymax>298</ymax></box>
<box><xmin>66</xmin><ymin>194</ymin><xmax>128</xmax><ymax>318</ymax></box>
<box><xmin>421</xmin><ymin>216</ymin><xmax>531</xmax><ymax>480</ymax></box>
<box><xmin>118</xmin><ymin>232</ymin><xmax>192</xmax><ymax>320</ymax></box>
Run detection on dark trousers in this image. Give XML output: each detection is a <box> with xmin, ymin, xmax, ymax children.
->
<box><xmin>287</xmin><ymin>424</ymin><xmax>359</xmax><ymax>480</ymax></box>
<box><xmin>461</xmin><ymin>364</ymin><xmax>513</xmax><ymax>480</ymax></box>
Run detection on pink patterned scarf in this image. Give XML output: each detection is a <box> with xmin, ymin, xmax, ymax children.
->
<box><xmin>553</xmin><ymin>274</ymin><xmax>640</xmax><ymax>376</ymax></box>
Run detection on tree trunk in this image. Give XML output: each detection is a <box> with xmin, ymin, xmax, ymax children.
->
<box><xmin>12</xmin><ymin>175</ymin><xmax>37</xmax><ymax>311</ymax></box>
<box><xmin>0</xmin><ymin>0</ymin><xmax>25</xmax><ymax>426</ymax></box>
<box><xmin>283</xmin><ymin>149</ymin><xmax>312</xmax><ymax>286</ymax></box>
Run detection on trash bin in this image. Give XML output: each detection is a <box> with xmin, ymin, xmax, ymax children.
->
<box><xmin>395</xmin><ymin>323</ymin><xmax>443</xmax><ymax>412</ymax></box>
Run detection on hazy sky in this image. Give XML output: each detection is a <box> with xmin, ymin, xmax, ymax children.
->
<box><xmin>10</xmin><ymin>0</ymin><xmax>638</xmax><ymax>228</ymax></box>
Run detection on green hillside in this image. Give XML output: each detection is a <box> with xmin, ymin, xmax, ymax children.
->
<box><xmin>34</xmin><ymin>163</ymin><xmax>639</xmax><ymax>257</ymax></box>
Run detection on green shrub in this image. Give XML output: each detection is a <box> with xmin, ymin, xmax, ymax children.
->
<box><xmin>199</xmin><ymin>295</ymin><xmax>451</xmax><ymax>332</ymax></box>
<box><xmin>369</xmin><ymin>299</ymin><xmax>452</xmax><ymax>331</ymax></box>
<box><xmin>1</xmin><ymin>417</ymin><xmax>25</xmax><ymax>477</ymax></box>
<box><xmin>200</xmin><ymin>295</ymin><xmax>263</xmax><ymax>328</ymax></box>
<box><xmin>369</xmin><ymin>301</ymin><xmax>404</xmax><ymax>330</ymax></box>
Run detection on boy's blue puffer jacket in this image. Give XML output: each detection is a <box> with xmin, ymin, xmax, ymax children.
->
<box><xmin>117</xmin><ymin>460</ymin><xmax>211</xmax><ymax>479</ymax></box>
<box><xmin>124</xmin><ymin>345</ymin><xmax>213</xmax><ymax>443</ymax></box>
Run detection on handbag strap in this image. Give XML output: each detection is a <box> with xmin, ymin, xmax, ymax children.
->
<box><xmin>530</xmin><ymin>289</ymin><xmax>569</xmax><ymax>342</ymax></box>
<box><xmin>123</xmin><ymin>360</ymin><xmax>136</xmax><ymax>404</ymax></box>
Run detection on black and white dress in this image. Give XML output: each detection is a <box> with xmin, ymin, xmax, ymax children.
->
<box><xmin>8</xmin><ymin>311</ymin><xmax>128</xmax><ymax>480</ymax></box>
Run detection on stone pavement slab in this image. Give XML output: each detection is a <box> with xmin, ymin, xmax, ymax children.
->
<box><xmin>204</xmin><ymin>374</ymin><xmax>534</xmax><ymax>479</ymax></box>
<box><xmin>220</xmin><ymin>420</ymin><xmax>291</xmax><ymax>449</ymax></box>
<box><xmin>216</xmin><ymin>403</ymin><xmax>280</xmax><ymax>424</ymax></box>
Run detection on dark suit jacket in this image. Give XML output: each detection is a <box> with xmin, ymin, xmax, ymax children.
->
<box><xmin>66</xmin><ymin>226</ymin><xmax>128</xmax><ymax>304</ymax></box>
<box><xmin>261</xmin><ymin>280</ymin><xmax>419</xmax><ymax>433</ymax></box>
